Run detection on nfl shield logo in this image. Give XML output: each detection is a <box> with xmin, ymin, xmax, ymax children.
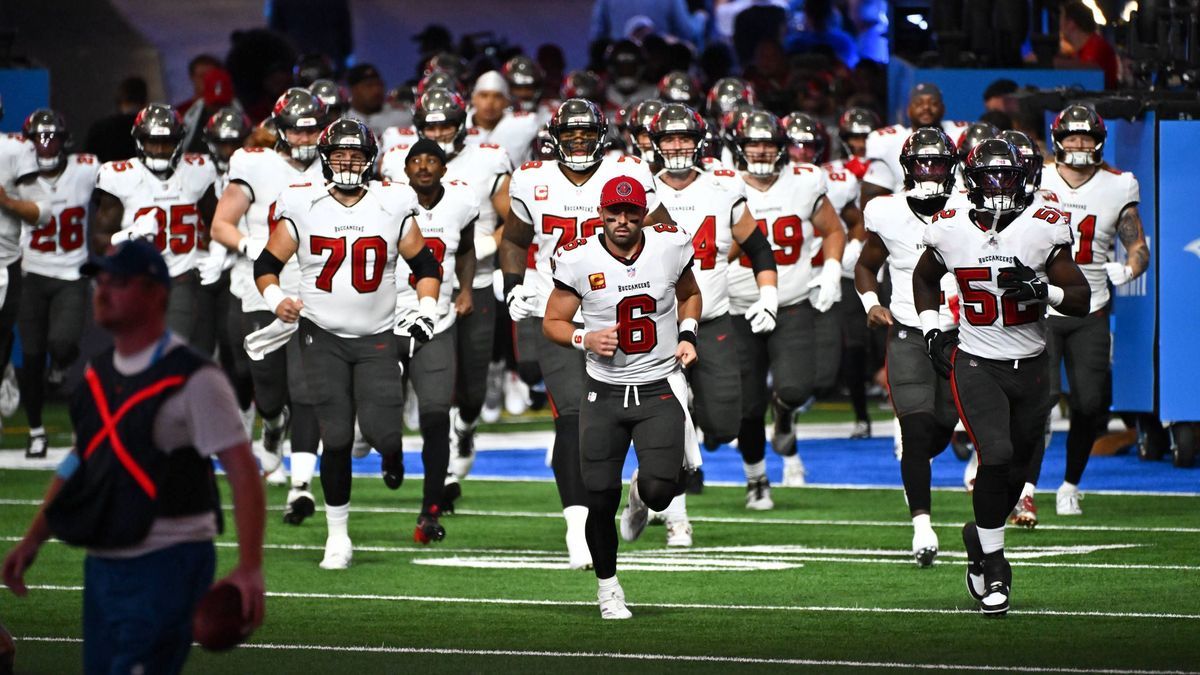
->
<box><xmin>534</xmin><ymin>185</ymin><xmax>549</xmax><ymax>201</ymax></box>
<box><xmin>626</xmin><ymin>267</ymin><xmax>637</xmax><ymax>278</ymax></box>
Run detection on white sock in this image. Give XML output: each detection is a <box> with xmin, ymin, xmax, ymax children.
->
<box><xmin>912</xmin><ymin>513</ymin><xmax>932</xmax><ymax>532</ymax></box>
<box><xmin>597</xmin><ymin>575</ymin><xmax>619</xmax><ymax>592</ymax></box>
<box><xmin>783</xmin><ymin>454</ymin><xmax>804</xmax><ymax>469</ymax></box>
<box><xmin>29</xmin><ymin>426</ymin><xmax>45</xmax><ymax>437</ymax></box>
<box><xmin>1021</xmin><ymin>482</ymin><xmax>1036</xmax><ymax>499</ymax></box>
<box><xmin>325</xmin><ymin>502</ymin><xmax>350</xmax><ymax>540</ymax></box>
<box><xmin>743</xmin><ymin>459</ymin><xmax>766</xmax><ymax>482</ymax></box>
<box><xmin>563</xmin><ymin>505</ymin><xmax>588</xmax><ymax>530</ymax></box>
<box><xmin>977</xmin><ymin>524</ymin><xmax>1005</xmax><ymax>555</ymax></box>
<box><xmin>662</xmin><ymin>494</ymin><xmax>687</xmax><ymax>522</ymax></box>
<box><xmin>291</xmin><ymin>452</ymin><xmax>317</xmax><ymax>488</ymax></box>
<box><xmin>1060</xmin><ymin>480</ymin><xmax>1078</xmax><ymax>492</ymax></box>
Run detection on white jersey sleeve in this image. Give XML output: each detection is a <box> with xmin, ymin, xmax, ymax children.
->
<box><xmin>863</xmin><ymin>125</ymin><xmax>907</xmax><ymax>191</ymax></box>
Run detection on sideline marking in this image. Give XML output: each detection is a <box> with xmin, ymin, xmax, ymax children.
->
<box><xmin>9</xmin><ymin>585</ymin><xmax>1200</xmax><ymax>621</ymax></box>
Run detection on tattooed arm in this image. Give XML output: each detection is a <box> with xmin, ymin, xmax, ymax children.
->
<box><xmin>1116</xmin><ymin>205</ymin><xmax>1150</xmax><ymax>278</ymax></box>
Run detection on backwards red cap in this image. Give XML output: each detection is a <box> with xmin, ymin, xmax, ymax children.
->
<box><xmin>599</xmin><ymin>175</ymin><xmax>647</xmax><ymax>210</ymax></box>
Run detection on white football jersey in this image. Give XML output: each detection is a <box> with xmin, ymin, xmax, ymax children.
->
<box><xmin>863</xmin><ymin>121</ymin><xmax>969</xmax><ymax>192</ymax></box>
<box><xmin>380</xmin><ymin>141</ymin><xmax>512</xmax><ymax>289</ymax></box>
<box><xmin>0</xmin><ymin>133</ymin><xmax>39</xmax><ymax>266</ymax></box>
<box><xmin>394</xmin><ymin>180</ymin><xmax>480</xmax><ymax>334</ymax></box>
<box><xmin>276</xmin><ymin>180</ymin><xmax>420</xmax><ymax>338</ymax></box>
<box><xmin>655</xmin><ymin>168</ymin><xmax>746</xmax><ymax>321</ymax></box>
<box><xmin>552</xmin><ymin>226</ymin><xmax>694</xmax><ymax>385</ymax></box>
<box><xmin>379</xmin><ymin>125</ymin><xmax>418</xmax><ymax>155</ymax></box>
<box><xmin>226</xmin><ymin>147</ymin><xmax>325</xmax><ymax>312</ymax></box>
<box><xmin>508</xmin><ymin>154</ymin><xmax>658</xmax><ymax>317</ymax></box>
<box><xmin>17</xmin><ymin>154</ymin><xmax>99</xmax><ymax>280</ymax></box>
<box><xmin>97</xmin><ymin>154</ymin><xmax>216</xmax><ymax>277</ymax></box>
<box><xmin>922</xmin><ymin>199</ymin><xmax>1073</xmax><ymax>360</ymax></box>
<box><xmin>821</xmin><ymin>159</ymin><xmax>861</xmax><ymax>212</ymax></box>
<box><xmin>466</xmin><ymin>110</ymin><xmax>540</xmax><ymax>166</ymax></box>
<box><xmin>1039</xmin><ymin>164</ymin><xmax>1139</xmax><ymax>314</ymax></box>
<box><xmin>863</xmin><ymin>192</ymin><xmax>959</xmax><ymax>330</ymax></box>
<box><xmin>727</xmin><ymin>164</ymin><xmax>828</xmax><ymax>312</ymax></box>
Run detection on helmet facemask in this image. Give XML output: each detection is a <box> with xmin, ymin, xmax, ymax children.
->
<box><xmin>31</xmin><ymin>132</ymin><xmax>65</xmax><ymax>172</ymax></box>
<box><xmin>903</xmin><ymin>156</ymin><xmax>955</xmax><ymax>199</ymax></box>
<box><xmin>1055</xmin><ymin>133</ymin><xmax>1103</xmax><ymax>167</ymax></box>
<box><xmin>966</xmin><ymin>166</ymin><xmax>1027</xmax><ymax>215</ymax></box>
<box><xmin>281</xmin><ymin>123</ymin><xmax>321</xmax><ymax>164</ymax></box>
<box><xmin>654</xmin><ymin>133</ymin><xmax>701</xmax><ymax>173</ymax></box>
<box><xmin>418</xmin><ymin>120</ymin><xmax>463</xmax><ymax>157</ymax></box>
<box><xmin>138</xmin><ymin>136</ymin><xmax>183</xmax><ymax>174</ymax></box>
<box><xmin>554</xmin><ymin>126</ymin><xmax>603</xmax><ymax>171</ymax></box>
<box><xmin>738</xmin><ymin>140</ymin><xmax>784</xmax><ymax>177</ymax></box>
<box><xmin>323</xmin><ymin>148</ymin><xmax>371</xmax><ymax>191</ymax></box>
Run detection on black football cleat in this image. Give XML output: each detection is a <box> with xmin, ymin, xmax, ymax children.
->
<box><xmin>440</xmin><ymin>480</ymin><xmax>461</xmax><ymax>514</ymax></box>
<box><xmin>282</xmin><ymin>488</ymin><xmax>315</xmax><ymax>525</ymax></box>
<box><xmin>962</xmin><ymin>522</ymin><xmax>986</xmax><ymax>602</ymax></box>
<box><xmin>414</xmin><ymin>505</ymin><xmax>446</xmax><ymax>544</ymax></box>
<box><xmin>381</xmin><ymin>452</ymin><xmax>405</xmax><ymax>490</ymax></box>
<box><xmin>979</xmin><ymin>552</ymin><xmax>1013</xmax><ymax>617</ymax></box>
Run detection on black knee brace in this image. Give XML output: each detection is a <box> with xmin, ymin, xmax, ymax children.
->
<box><xmin>637</xmin><ymin>475</ymin><xmax>677</xmax><ymax>512</ymax></box>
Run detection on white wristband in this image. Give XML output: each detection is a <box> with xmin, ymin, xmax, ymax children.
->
<box><xmin>757</xmin><ymin>284</ymin><xmax>778</xmax><ymax>305</ymax></box>
<box><xmin>858</xmin><ymin>290</ymin><xmax>880</xmax><ymax>314</ymax></box>
<box><xmin>571</xmin><ymin>328</ymin><xmax>587</xmax><ymax>351</ymax></box>
<box><xmin>418</xmin><ymin>295</ymin><xmax>438</xmax><ymax>319</ymax></box>
<box><xmin>679</xmin><ymin>318</ymin><xmax>699</xmax><ymax>335</ymax></box>
<box><xmin>821</xmin><ymin>258</ymin><xmax>841</xmax><ymax>280</ymax></box>
<box><xmin>474</xmin><ymin>234</ymin><xmax>498</xmax><ymax>260</ymax></box>
<box><xmin>1047</xmin><ymin>284</ymin><xmax>1065</xmax><ymax>307</ymax></box>
<box><xmin>262</xmin><ymin>284</ymin><xmax>287</xmax><ymax>313</ymax></box>
<box><xmin>919</xmin><ymin>309</ymin><xmax>940</xmax><ymax>335</ymax></box>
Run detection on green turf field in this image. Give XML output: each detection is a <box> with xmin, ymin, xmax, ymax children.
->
<box><xmin>1</xmin><ymin>469</ymin><xmax>1197</xmax><ymax>673</ymax></box>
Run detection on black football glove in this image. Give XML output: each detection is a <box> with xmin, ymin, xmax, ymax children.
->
<box><xmin>996</xmin><ymin>256</ymin><xmax>1047</xmax><ymax>302</ymax></box>
<box><xmin>924</xmin><ymin>328</ymin><xmax>956</xmax><ymax>379</ymax></box>
<box><xmin>399</xmin><ymin>313</ymin><xmax>436</xmax><ymax>344</ymax></box>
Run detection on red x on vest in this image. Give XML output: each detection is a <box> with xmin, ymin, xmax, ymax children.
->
<box><xmin>82</xmin><ymin>367</ymin><xmax>186</xmax><ymax>499</ymax></box>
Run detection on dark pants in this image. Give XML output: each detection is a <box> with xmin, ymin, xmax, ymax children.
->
<box><xmin>951</xmin><ymin>348</ymin><xmax>1053</xmax><ymax>529</ymax></box>
<box><xmin>18</xmin><ymin>273</ymin><xmax>87</xmax><ymax>428</ymax></box>
<box><xmin>520</xmin><ymin>318</ymin><xmax>588</xmax><ymax>508</ymax></box>
<box><xmin>400</xmin><ymin>327</ymin><xmax>456</xmax><ymax>509</ymax></box>
<box><xmin>581</xmin><ymin>377</ymin><xmax>686</xmax><ymax>579</ymax></box>
<box><xmin>241</xmin><ymin>311</ymin><xmax>321</xmax><ymax>460</ymax></box>
<box><xmin>733</xmin><ymin>301</ymin><xmax>817</xmax><ymax>462</ymax></box>
<box><xmin>165</xmin><ymin>271</ymin><xmax>200</xmax><ymax>344</ymax></box>
<box><xmin>1043</xmin><ymin>311</ymin><xmax>1111</xmax><ymax>487</ymax></box>
<box><xmin>194</xmin><ymin>270</ymin><xmax>254</xmax><ymax>410</ymax></box>
<box><xmin>83</xmin><ymin>541</ymin><xmax>215</xmax><ymax>675</ymax></box>
<box><xmin>299</xmin><ymin>319</ymin><xmax>404</xmax><ymax>506</ymax></box>
<box><xmin>690</xmin><ymin>313</ymin><xmax>742</xmax><ymax>444</ymax></box>
<box><xmin>453</xmin><ymin>287</ymin><xmax>495</xmax><ymax>423</ymax></box>
<box><xmin>0</xmin><ymin>259</ymin><xmax>23</xmax><ymax>376</ymax></box>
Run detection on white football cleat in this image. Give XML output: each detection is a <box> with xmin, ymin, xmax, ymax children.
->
<box><xmin>782</xmin><ymin>455</ymin><xmax>807</xmax><ymax>487</ymax></box>
<box><xmin>503</xmin><ymin>372</ymin><xmax>530</xmax><ymax>416</ymax></box>
<box><xmin>1056</xmin><ymin>482</ymin><xmax>1083</xmax><ymax>516</ymax></box>
<box><xmin>265</xmin><ymin>464</ymin><xmax>289</xmax><ymax>486</ymax></box>
<box><xmin>448</xmin><ymin>408</ymin><xmax>477</xmax><ymax>479</ymax></box>
<box><xmin>745</xmin><ymin>477</ymin><xmax>774</xmax><ymax>510</ymax></box>
<box><xmin>619</xmin><ymin>470</ymin><xmax>649</xmax><ymax>542</ymax></box>
<box><xmin>912</xmin><ymin>525</ymin><xmax>939</xmax><ymax>567</ymax></box>
<box><xmin>319</xmin><ymin>535</ymin><xmax>353</xmax><ymax>569</ymax></box>
<box><xmin>481</xmin><ymin>361</ymin><xmax>505</xmax><ymax>424</ymax></box>
<box><xmin>666</xmin><ymin>519</ymin><xmax>693</xmax><ymax>547</ymax></box>
<box><xmin>598</xmin><ymin>583</ymin><xmax>632</xmax><ymax>620</ymax></box>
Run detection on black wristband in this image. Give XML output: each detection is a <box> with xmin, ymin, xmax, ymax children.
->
<box><xmin>678</xmin><ymin>330</ymin><xmax>697</xmax><ymax>346</ymax></box>
<box><xmin>503</xmin><ymin>272</ymin><xmax>524</xmax><ymax>297</ymax></box>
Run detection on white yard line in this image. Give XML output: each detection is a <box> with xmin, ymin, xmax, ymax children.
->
<box><xmin>11</xmin><ymin>636</ymin><xmax>1199</xmax><ymax>674</ymax></box>
<box><xmin>10</xmin><ymin>585</ymin><xmax>1200</xmax><ymax>621</ymax></box>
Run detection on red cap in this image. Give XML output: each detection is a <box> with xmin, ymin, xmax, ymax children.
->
<box><xmin>202</xmin><ymin>68</ymin><xmax>235</xmax><ymax>107</ymax></box>
<box><xmin>599</xmin><ymin>175</ymin><xmax>647</xmax><ymax>210</ymax></box>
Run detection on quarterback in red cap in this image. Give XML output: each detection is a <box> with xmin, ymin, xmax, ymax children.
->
<box><xmin>543</xmin><ymin>173</ymin><xmax>702</xmax><ymax>620</ymax></box>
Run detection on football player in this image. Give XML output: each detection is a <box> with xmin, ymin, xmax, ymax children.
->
<box><xmin>657</xmin><ymin>71</ymin><xmax>703</xmax><ymax>109</ymax></box>
<box><xmin>913</xmin><ymin>138</ymin><xmax>1090</xmax><ymax>615</ymax></box>
<box><xmin>502</xmin><ymin>55</ymin><xmax>554</xmax><ymax>125</ymax></box>
<box><xmin>210</xmin><ymin>89</ymin><xmax>327</xmax><ymax>522</ymax></box>
<box><xmin>379</xmin><ymin>88</ymin><xmax>514</xmax><ymax>511</ymax></box>
<box><xmin>0</xmin><ymin>100</ymin><xmax>37</xmax><ymax>435</ymax></box>
<box><xmin>860</xmin><ymin>83</ymin><xmax>969</xmax><ymax>209</ymax></box>
<box><xmin>467</xmin><ymin>71</ymin><xmax>541</xmax><ymax>166</ymax></box>
<box><xmin>620</xmin><ymin>99</ymin><xmax>664</xmax><ymax>166</ymax></box>
<box><xmin>0</xmin><ymin>110</ymin><xmax>94</xmax><ymax>458</ymax></box>
<box><xmin>647</xmin><ymin>103</ymin><xmax>779</xmax><ymax>538</ymax></box>
<box><xmin>955</xmin><ymin>122</ymin><xmax>1001</xmax><ymax>186</ymax></box>
<box><xmin>727</xmin><ymin>111</ymin><xmax>846</xmax><ymax>500</ymax></box>
<box><xmin>501</xmin><ymin>98</ymin><xmax>669</xmax><ymax>569</ymax></box>
<box><xmin>603</xmin><ymin>40</ymin><xmax>656</xmax><ymax>110</ymax></box>
<box><xmin>835</xmin><ymin>107</ymin><xmax>880</xmax><ymax>180</ymax></box>
<box><xmin>544</xmin><ymin>175</ymin><xmax>701</xmax><ymax>619</ymax></box>
<box><xmin>855</xmin><ymin>128</ymin><xmax>962</xmax><ymax>566</ymax></box>
<box><xmin>255</xmin><ymin>118</ymin><xmax>439</xmax><ymax>568</ymax></box>
<box><xmin>92</xmin><ymin>104</ymin><xmax>217</xmax><ymax>343</ymax></box>
<box><xmin>786</xmin><ymin>112</ymin><xmax>871</xmax><ymax>438</ymax></box>
<box><xmin>393</xmin><ymin>139</ymin><xmax>479</xmax><ymax>539</ymax></box>
<box><xmin>1034</xmin><ymin>105</ymin><xmax>1149</xmax><ymax>517</ymax></box>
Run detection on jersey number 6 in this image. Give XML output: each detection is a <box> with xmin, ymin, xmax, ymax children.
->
<box><xmin>616</xmin><ymin>294</ymin><xmax>657</xmax><ymax>355</ymax></box>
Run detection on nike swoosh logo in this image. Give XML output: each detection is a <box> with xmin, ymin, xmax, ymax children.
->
<box><xmin>716</xmin><ymin>334</ymin><xmax>728</xmax><ymax>341</ymax></box>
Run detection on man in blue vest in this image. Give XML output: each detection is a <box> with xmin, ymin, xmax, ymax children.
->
<box><xmin>2</xmin><ymin>239</ymin><xmax>266</xmax><ymax>674</ymax></box>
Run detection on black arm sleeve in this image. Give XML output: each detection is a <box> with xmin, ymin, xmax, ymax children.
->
<box><xmin>405</xmin><ymin>245</ymin><xmax>440</xmax><ymax>281</ymax></box>
<box><xmin>253</xmin><ymin>249</ymin><xmax>285</xmax><ymax>279</ymax></box>
<box><xmin>739</xmin><ymin>227</ymin><xmax>776</xmax><ymax>275</ymax></box>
